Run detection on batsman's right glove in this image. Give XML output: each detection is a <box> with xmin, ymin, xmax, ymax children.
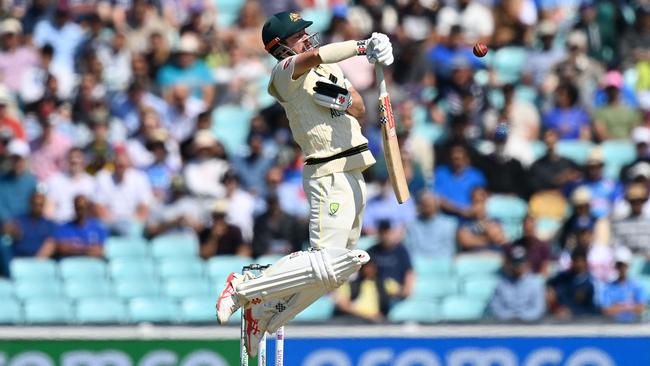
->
<box><xmin>366</xmin><ymin>32</ymin><xmax>394</xmax><ymax>66</ymax></box>
<box><xmin>313</xmin><ymin>77</ymin><xmax>352</xmax><ymax>111</ymax></box>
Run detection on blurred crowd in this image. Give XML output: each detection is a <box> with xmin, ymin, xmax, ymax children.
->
<box><xmin>0</xmin><ymin>0</ymin><xmax>649</xmax><ymax>323</ymax></box>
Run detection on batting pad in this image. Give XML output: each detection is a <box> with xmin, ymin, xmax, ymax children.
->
<box><xmin>235</xmin><ymin>248</ymin><xmax>370</xmax><ymax>305</ymax></box>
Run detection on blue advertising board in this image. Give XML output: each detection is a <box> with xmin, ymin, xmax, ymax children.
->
<box><xmin>268</xmin><ymin>336</ymin><xmax>650</xmax><ymax>366</ymax></box>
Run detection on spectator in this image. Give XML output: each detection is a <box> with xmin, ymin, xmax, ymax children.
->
<box><xmin>20</xmin><ymin>44</ymin><xmax>75</xmax><ymax>104</ymax></box>
<box><xmin>157</xmin><ymin>33</ymin><xmax>215</xmax><ymax>106</ymax></box>
<box><xmin>612</xmin><ymin>184</ymin><xmax>650</xmax><ymax>256</ymax></box>
<box><xmin>95</xmin><ymin>150</ymin><xmax>153</xmax><ymax>236</ymax></box>
<box><xmin>335</xmin><ymin>261</ymin><xmax>389</xmax><ymax>323</ymax></box>
<box><xmin>54</xmin><ymin>195</ymin><xmax>107</xmax><ymax>258</ymax></box>
<box><xmin>613</xmin><ymin>162</ymin><xmax>650</xmax><ymax>219</ymax></box>
<box><xmin>362</xmin><ymin>177</ymin><xmax>417</xmax><ymax>235</ymax></box>
<box><xmin>558</xmin><ymin>186</ymin><xmax>610</xmax><ymax>251</ymax></box>
<box><xmin>252</xmin><ymin>194</ymin><xmax>305</xmax><ymax>258</ymax></box>
<box><xmin>44</xmin><ymin>148</ymin><xmax>96</xmax><ymax>223</ymax></box>
<box><xmin>559</xmin><ymin>218</ymin><xmax>614</xmax><ymax>284</ymax></box>
<box><xmin>346</xmin><ymin>0</ymin><xmax>399</xmax><ymax>37</ymax></box>
<box><xmin>221</xmin><ymin>171</ymin><xmax>255</xmax><ymax>242</ymax></box>
<box><xmin>600</xmin><ymin>246</ymin><xmax>647</xmax><ymax>322</ymax></box>
<box><xmin>161</xmin><ymin>84</ymin><xmax>206</xmax><ymax>142</ymax></box>
<box><xmin>4</xmin><ymin>191</ymin><xmax>56</xmax><ymax>259</ymax></box>
<box><xmin>0</xmin><ymin>140</ymin><xmax>37</xmax><ymax>223</ymax></box>
<box><xmin>437</xmin><ymin>0</ymin><xmax>494</xmax><ymax>45</ymax></box>
<box><xmin>478</xmin><ymin>124</ymin><xmax>528</xmax><ymax>197</ymax></box>
<box><xmin>490</xmin><ymin>246</ymin><xmax>546</xmax><ymax>322</ymax></box>
<box><xmin>183</xmin><ymin>130</ymin><xmax>229</xmax><ymax>200</ymax></box>
<box><xmin>0</xmin><ymin>18</ymin><xmax>39</xmax><ymax>94</ymax></box>
<box><xmin>0</xmin><ymin>93</ymin><xmax>25</xmax><ymax>141</ymax></box>
<box><xmin>199</xmin><ymin>200</ymin><xmax>249</xmax><ymax>258</ymax></box>
<box><xmin>572</xmin><ymin>0</ymin><xmax>621</xmax><ymax>66</ymax></box>
<box><xmin>593</xmin><ymin>71</ymin><xmax>642</xmax><ymax>141</ymax></box>
<box><xmin>620</xmin><ymin>5</ymin><xmax>650</xmax><ymax>70</ymax></box>
<box><xmin>434</xmin><ymin>113</ymin><xmax>484</xmax><ymax>167</ymax></box>
<box><xmin>434</xmin><ymin>144</ymin><xmax>486</xmax><ymax>219</ymax></box>
<box><xmin>144</xmin><ymin>139</ymin><xmax>176</xmax><ymax>203</ymax></box>
<box><xmin>231</xmin><ymin>132</ymin><xmax>275</xmax><ymax>196</ymax></box>
<box><xmin>529</xmin><ymin>129</ymin><xmax>581</xmax><ymax>193</ymax></box>
<box><xmin>110</xmin><ymin>80</ymin><xmax>169</xmax><ymax>136</ymax></box>
<box><xmin>366</xmin><ymin>220</ymin><xmax>415</xmax><ymax>305</ymax></box>
<box><xmin>457</xmin><ymin>187</ymin><xmax>508</xmax><ymax>252</ymax></box>
<box><xmin>524</xmin><ymin>21</ymin><xmax>566</xmax><ymax>89</ymax></box>
<box><xmin>569</xmin><ymin>148</ymin><xmax>619</xmax><ymax>219</ymax></box>
<box><xmin>125</xmin><ymin>107</ymin><xmax>181</xmax><ymax>172</ymax></box>
<box><xmin>427</xmin><ymin>25</ymin><xmax>480</xmax><ymax>81</ymax></box>
<box><xmin>620</xmin><ymin>127</ymin><xmax>650</xmax><ymax>184</ymax></box>
<box><xmin>144</xmin><ymin>176</ymin><xmax>207</xmax><ymax>239</ymax></box>
<box><xmin>28</xmin><ymin>101</ymin><xmax>72</xmax><ymax>181</ymax></box>
<box><xmin>83</xmin><ymin>110</ymin><xmax>116</xmax><ymax>175</ymax></box>
<box><xmin>547</xmin><ymin>248</ymin><xmax>598</xmax><ymax>319</ymax></box>
<box><xmin>32</xmin><ymin>5</ymin><xmax>84</xmax><ymax>75</ymax></box>
<box><xmin>509</xmin><ymin>215</ymin><xmax>551</xmax><ymax>276</ymax></box>
<box><xmin>404</xmin><ymin>192</ymin><xmax>458</xmax><ymax>258</ymax></box>
<box><xmin>542</xmin><ymin>82</ymin><xmax>591</xmax><ymax>140</ymax></box>
<box><xmin>96</xmin><ymin>31</ymin><xmax>132</xmax><ymax>93</ymax></box>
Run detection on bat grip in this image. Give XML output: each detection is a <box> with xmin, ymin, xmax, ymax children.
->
<box><xmin>375</xmin><ymin>64</ymin><xmax>387</xmax><ymax>96</ymax></box>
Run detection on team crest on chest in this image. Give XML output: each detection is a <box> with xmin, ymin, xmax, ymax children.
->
<box><xmin>329</xmin><ymin>202</ymin><xmax>340</xmax><ymax>216</ymax></box>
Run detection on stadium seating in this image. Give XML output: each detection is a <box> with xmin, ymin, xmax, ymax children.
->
<box><xmin>129</xmin><ymin>297</ymin><xmax>180</xmax><ymax>323</ymax></box>
<box><xmin>206</xmin><ymin>255</ymin><xmax>253</xmax><ymax>284</ymax></box>
<box><xmin>10</xmin><ymin>258</ymin><xmax>57</xmax><ymax>282</ymax></box>
<box><xmin>412</xmin><ymin>256</ymin><xmax>454</xmax><ymax>277</ymax></box>
<box><xmin>300</xmin><ymin>7</ymin><xmax>332</xmax><ymax>33</ymax></box>
<box><xmin>602</xmin><ymin>140</ymin><xmax>636</xmax><ymax>179</ymax></box>
<box><xmin>64</xmin><ymin>279</ymin><xmax>113</xmax><ymax>300</ymax></box>
<box><xmin>0</xmin><ymin>279</ymin><xmax>14</xmax><ymax>299</ymax></box>
<box><xmin>212</xmin><ymin>104</ymin><xmax>254</xmax><ymax>155</ymax></box>
<box><xmin>486</xmin><ymin>195</ymin><xmax>528</xmax><ymax>241</ymax></box>
<box><xmin>356</xmin><ymin>235</ymin><xmax>377</xmax><ymax>251</ymax></box>
<box><xmin>151</xmin><ymin>234</ymin><xmax>200</xmax><ymax>259</ymax></box>
<box><xmin>114</xmin><ymin>278</ymin><xmax>160</xmax><ymax>299</ymax></box>
<box><xmin>214</xmin><ymin>0</ymin><xmax>245</xmax><ymax>27</ymax></box>
<box><xmin>76</xmin><ymin>298</ymin><xmax>128</xmax><ymax>324</ymax></box>
<box><xmin>411</xmin><ymin>276</ymin><xmax>458</xmax><ymax>301</ymax></box>
<box><xmin>490</xmin><ymin>46</ymin><xmax>527</xmax><ymax>84</ymax></box>
<box><xmin>455</xmin><ymin>255</ymin><xmax>503</xmax><ymax>279</ymax></box>
<box><xmin>163</xmin><ymin>278</ymin><xmax>212</xmax><ymax>300</ymax></box>
<box><xmin>388</xmin><ymin>300</ymin><xmax>442</xmax><ymax>323</ymax></box>
<box><xmin>59</xmin><ymin>257</ymin><xmax>107</xmax><ymax>281</ymax></box>
<box><xmin>24</xmin><ymin>298</ymin><xmax>74</xmax><ymax>324</ymax></box>
<box><xmin>462</xmin><ymin>275</ymin><xmax>500</xmax><ymax>302</ymax></box>
<box><xmin>292</xmin><ymin>295</ymin><xmax>336</xmax><ymax>322</ymax></box>
<box><xmin>0</xmin><ymin>299</ymin><xmax>22</xmax><ymax>324</ymax></box>
<box><xmin>15</xmin><ymin>281</ymin><xmax>63</xmax><ymax>301</ymax></box>
<box><xmin>441</xmin><ymin>295</ymin><xmax>487</xmax><ymax>321</ymax></box>
<box><xmin>180</xmin><ymin>296</ymin><xmax>217</xmax><ymax>323</ymax></box>
<box><xmin>555</xmin><ymin>140</ymin><xmax>593</xmax><ymax>165</ymax></box>
<box><xmin>109</xmin><ymin>258</ymin><xmax>157</xmax><ymax>281</ymax></box>
<box><xmin>158</xmin><ymin>258</ymin><xmax>204</xmax><ymax>280</ymax></box>
<box><xmin>105</xmin><ymin>237</ymin><xmax>149</xmax><ymax>259</ymax></box>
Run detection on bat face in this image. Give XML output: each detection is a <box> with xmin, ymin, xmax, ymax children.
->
<box><xmin>378</xmin><ymin>93</ymin><xmax>410</xmax><ymax>204</ymax></box>
<box><xmin>379</xmin><ymin>95</ymin><xmax>396</xmax><ymax>137</ymax></box>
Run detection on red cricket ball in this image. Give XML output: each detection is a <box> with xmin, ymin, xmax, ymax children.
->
<box><xmin>473</xmin><ymin>43</ymin><xmax>488</xmax><ymax>58</ymax></box>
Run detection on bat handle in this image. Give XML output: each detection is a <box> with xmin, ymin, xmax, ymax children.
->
<box><xmin>375</xmin><ymin>64</ymin><xmax>387</xmax><ymax>96</ymax></box>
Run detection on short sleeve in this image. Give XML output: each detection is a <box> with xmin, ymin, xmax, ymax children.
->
<box><xmin>268</xmin><ymin>56</ymin><xmax>306</xmax><ymax>101</ymax></box>
<box><xmin>635</xmin><ymin>283</ymin><xmax>647</xmax><ymax>304</ymax></box>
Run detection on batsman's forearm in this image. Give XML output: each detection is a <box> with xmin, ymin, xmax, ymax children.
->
<box><xmin>347</xmin><ymin>88</ymin><xmax>365</xmax><ymax>119</ymax></box>
<box><xmin>318</xmin><ymin>40</ymin><xmax>368</xmax><ymax>64</ymax></box>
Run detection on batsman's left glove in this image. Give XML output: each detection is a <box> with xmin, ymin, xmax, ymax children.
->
<box><xmin>313</xmin><ymin>77</ymin><xmax>352</xmax><ymax>111</ymax></box>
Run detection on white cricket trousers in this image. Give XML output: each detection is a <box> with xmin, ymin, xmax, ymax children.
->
<box><xmin>303</xmin><ymin>168</ymin><xmax>367</xmax><ymax>251</ymax></box>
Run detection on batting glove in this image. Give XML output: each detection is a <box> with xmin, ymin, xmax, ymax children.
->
<box><xmin>313</xmin><ymin>77</ymin><xmax>352</xmax><ymax>111</ymax></box>
<box><xmin>366</xmin><ymin>32</ymin><xmax>394</xmax><ymax>66</ymax></box>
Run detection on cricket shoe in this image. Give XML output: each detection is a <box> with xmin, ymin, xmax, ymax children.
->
<box><xmin>244</xmin><ymin>299</ymin><xmax>279</xmax><ymax>357</ymax></box>
<box><xmin>216</xmin><ymin>272</ymin><xmax>245</xmax><ymax>324</ymax></box>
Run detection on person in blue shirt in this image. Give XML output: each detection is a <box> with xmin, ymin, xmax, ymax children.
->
<box><xmin>433</xmin><ymin>144</ymin><xmax>486</xmax><ymax>218</ymax></box>
<box><xmin>156</xmin><ymin>33</ymin><xmax>215</xmax><ymax>105</ymax></box>
<box><xmin>0</xmin><ymin>139</ymin><xmax>37</xmax><ymax>223</ymax></box>
<box><xmin>54</xmin><ymin>195</ymin><xmax>108</xmax><ymax>258</ymax></box>
<box><xmin>542</xmin><ymin>82</ymin><xmax>591</xmax><ymax>140</ymax></box>
<box><xmin>600</xmin><ymin>246</ymin><xmax>647</xmax><ymax>322</ymax></box>
<box><xmin>5</xmin><ymin>191</ymin><xmax>56</xmax><ymax>258</ymax></box>
<box><xmin>404</xmin><ymin>191</ymin><xmax>458</xmax><ymax>258</ymax></box>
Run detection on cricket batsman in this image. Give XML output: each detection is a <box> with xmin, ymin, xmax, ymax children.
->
<box><xmin>216</xmin><ymin>11</ymin><xmax>394</xmax><ymax>355</ymax></box>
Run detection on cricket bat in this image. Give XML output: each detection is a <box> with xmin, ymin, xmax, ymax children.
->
<box><xmin>375</xmin><ymin>64</ymin><xmax>410</xmax><ymax>204</ymax></box>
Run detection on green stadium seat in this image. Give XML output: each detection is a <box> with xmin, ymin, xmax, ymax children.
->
<box><xmin>630</xmin><ymin>255</ymin><xmax>648</xmax><ymax>278</ymax></box>
<box><xmin>388</xmin><ymin>299</ymin><xmax>442</xmax><ymax>323</ymax></box>
<box><xmin>462</xmin><ymin>275</ymin><xmax>500</xmax><ymax>301</ymax></box>
<box><xmin>105</xmin><ymin>237</ymin><xmax>148</xmax><ymax>259</ymax></box>
<box><xmin>292</xmin><ymin>295</ymin><xmax>335</xmax><ymax>322</ymax></box>
<box><xmin>206</xmin><ymin>255</ymin><xmax>253</xmax><ymax>284</ymax></box>
<box><xmin>602</xmin><ymin>140</ymin><xmax>636</xmax><ymax>179</ymax></box>
<box><xmin>10</xmin><ymin>258</ymin><xmax>57</xmax><ymax>281</ymax></box>
<box><xmin>0</xmin><ymin>298</ymin><xmax>22</xmax><ymax>323</ymax></box>
<box><xmin>129</xmin><ymin>298</ymin><xmax>179</xmax><ymax>323</ymax></box>
<box><xmin>441</xmin><ymin>295</ymin><xmax>487</xmax><ymax>321</ymax></box>
<box><xmin>15</xmin><ymin>281</ymin><xmax>62</xmax><ymax>301</ymax></box>
<box><xmin>455</xmin><ymin>255</ymin><xmax>503</xmax><ymax>278</ymax></box>
<box><xmin>214</xmin><ymin>0</ymin><xmax>245</xmax><ymax>27</ymax></box>
<box><xmin>556</xmin><ymin>140</ymin><xmax>593</xmax><ymax>165</ymax></box>
<box><xmin>531</xmin><ymin>140</ymin><xmax>547</xmax><ymax>160</ymax></box>
<box><xmin>0</xmin><ymin>279</ymin><xmax>14</xmax><ymax>299</ymax></box>
<box><xmin>163</xmin><ymin>278</ymin><xmax>212</xmax><ymax>300</ymax></box>
<box><xmin>151</xmin><ymin>234</ymin><xmax>199</xmax><ymax>259</ymax></box>
<box><xmin>109</xmin><ymin>258</ymin><xmax>156</xmax><ymax>281</ymax></box>
<box><xmin>356</xmin><ymin>235</ymin><xmax>377</xmax><ymax>251</ymax></box>
<box><xmin>486</xmin><ymin>195</ymin><xmax>528</xmax><ymax>241</ymax></box>
<box><xmin>490</xmin><ymin>46</ymin><xmax>527</xmax><ymax>84</ymax></box>
<box><xmin>114</xmin><ymin>278</ymin><xmax>159</xmax><ymax>299</ymax></box>
<box><xmin>412</xmin><ymin>256</ymin><xmax>454</xmax><ymax>277</ymax></box>
<box><xmin>24</xmin><ymin>298</ymin><xmax>73</xmax><ymax>324</ymax></box>
<box><xmin>158</xmin><ymin>258</ymin><xmax>204</xmax><ymax>279</ymax></box>
<box><xmin>60</xmin><ymin>257</ymin><xmax>107</xmax><ymax>281</ymax></box>
<box><xmin>255</xmin><ymin>255</ymin><xmax>283</xmax><ymax>267</ymax></box>
<box><xmin>300</xmin><ymin>7</ymin><xmax>332</xmax><ymax>33</ymax></box>
<box><xmin>64</xmin><ymin>279</ymin><xmax>113</xmax><ymax>300</ymax></box>
<box><xmin>411</xmin><ymin>276</ymin><xmax>458</xmax><ymax>301</ymax></box>
<box><xmin>180</xmin><ymin>296</ymin><xmax>217</xmax><ymax>323</ymax></box>
<box><xmin>76</xmin><ymin>298</ymin><xmax>128</xmax><ymax>324</ymax></box>
<box><xmin>212</xmin><ymin>104</ymin><xmax>254</xmax><ymax>155</ymax></box>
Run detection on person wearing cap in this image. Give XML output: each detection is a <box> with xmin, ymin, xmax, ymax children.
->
<box><xmin>619</xmin><ymin>127</ymin><xmax>650</xmax><ymax>184</ymax></box>
<box><xmin>183</xmin><ymin>130</ymin><xmax>229</xmax><ymax>200</ymax></box>
<box><xmin>524</xmin><ymin>20</ymin><xmax>565</xmax><ymax>88</ymax></box>
<box><xmin>547</xmin><ymin>247</ymin><xmax>598</xmax><ymax>319</ymax></box>
<box><xmin>593</xmin><ymin>70</ymin><xmax>642</xmax><ymax>141</ymax></box>
<box><xmin>568</xmin><ymin>148</ymin><xmax>619</xmax><ymax>218</ymax></box>
<box><xmin>489</xmin><ymin>246</ymin><xmax>546</xmax><ymax>322</ymax></box>
<box><xmin>82</xmin><ymin>109</ymin><xmax>116</xmax><ymax>175</ymax></box>
<box><xmin>558</xmin><ymin>185</ymin><xmax>610</xmax><ymax>251</ymax></box>
<box><xmin>198</xmin><ymin>199</ymin><xmax>248</xmax><ymax>259</ymax></box>
<box><xmin>0</xmin><ymin>18</ymin><xmax>38</xmax><ymax>93</ymax></box>
<box><xmin>612</xmin><ymin>184</ymin><xmax>650</xmax><ymax>256</ymax></box>
<box><xmin>0</xmin><ymin>139</ymin><xmax>37</xmax><ymax>223</ymax></box>
<box><xmin>216</xmin><ymin>10</ymin><xmax>393</xmax><ymax>355</ymax></box>
<box><xmin>600</xmin><ymin>246</ymin><xmax>647</xmax><ymax>322</ymax></box>
<box><xmin>156</xmin><ymin>32</ymin><xmax>215</xmax><ymax>105</ymax></box>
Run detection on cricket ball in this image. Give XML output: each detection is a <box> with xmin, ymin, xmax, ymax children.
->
<box><xmin>473</xmin><ymin>43</ymin><xmax>488</xmax><ymax>58</ymax></box>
